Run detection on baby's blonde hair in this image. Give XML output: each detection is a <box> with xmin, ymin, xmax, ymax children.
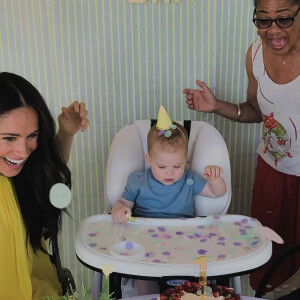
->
<box><xmin>147</xmin><ymin>121</ymin><xmax>188</xmax><ymax>154</ymax></box>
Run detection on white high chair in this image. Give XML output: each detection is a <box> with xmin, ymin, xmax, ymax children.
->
<box><xmin>95</xmin><ymin>120</ymin><xmax>240</xmax><ymax>299</ymax></box>
<box><xmin>105</xmin><ymin>120</ymin><xmax>232</xmax><ymax>217</ymax></box>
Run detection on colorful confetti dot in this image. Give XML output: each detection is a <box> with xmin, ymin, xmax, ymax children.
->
<box><xmin>162</xmin><ymin>234</ymin><xmax>172</xmax><ymax>239</ymax></box>
<box><xmin>157</xmin><ymin>226</ymin><xmax>166</xmax><ymax>232</ymax></box>
<box><xmin>145</xmin><ymin>252</ymin><xmax>155</xmax><ymax>258</ymax></box>
<box><xmin>176</xmin><ymin>231</ymin><xmax>184</xmax><ymax>235</ymax></box>
<box><xmin>125</xmin><ymin>242</ymin><xmax>134</xmax><ymax>250</ymax></box>
<box><xmin>165</xmin><ymin>130</ymin><xmax>172</xmax><ymax>137</ymax></box>
<box><xmin>186</xmin><ymin>178</ymin><xmax>194</xmax><ymax>185</ymax></box>
<box><xmin>243</xmin><ymin>247</ymin><xmax>252</xmax><ymax>251</ymax></box>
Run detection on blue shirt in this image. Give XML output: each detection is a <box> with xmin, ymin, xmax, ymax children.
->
<box><xmin>121</xmin><ymin>169</ymin><xmax>207</xmax><ymax>218</ymax></box>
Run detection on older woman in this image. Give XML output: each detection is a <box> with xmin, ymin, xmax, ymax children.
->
<box><xmin>183</xmin><ymin>0</ymin><xmax>300</xmax><ymax>293</ymax></box>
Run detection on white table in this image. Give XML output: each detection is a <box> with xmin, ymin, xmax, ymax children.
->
<box><xmin>76</xmin><ymin>214</ymin><xmax>272</xmax><ymax>300</ymax></box>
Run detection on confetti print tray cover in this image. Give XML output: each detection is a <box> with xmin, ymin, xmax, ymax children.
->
<box><xmin>79</xmin><ymin>214</ymin><xmax>269</xmax><ymax>274</ymax></box>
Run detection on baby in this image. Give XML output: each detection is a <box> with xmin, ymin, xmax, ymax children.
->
<box><xmin>111</xmin><ymin>106</ymin><xmax>226</xmax><ymax>223</ymax></box>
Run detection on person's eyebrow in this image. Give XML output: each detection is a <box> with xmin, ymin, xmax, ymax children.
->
<box><xmin>257</xmin><ymin>8</ymin><xmax>291</xmax><ymax>14</ymax></box>
<box><xmin>0</xmin><ymin>133</ymin><xmax>19</xmax><ymax>136</ymax></box>
<box><xmin>0</xmin><ymin>129</ymin><xmax>39</xmax><ymax>137</ymax></box>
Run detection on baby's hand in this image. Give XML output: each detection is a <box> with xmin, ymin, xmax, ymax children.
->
<box><xmin>111</xmin><ymin>205</ymin><xmax>132</xmax><ymax>224</ymax></box>
<box><xmin>203</xmin><ymin>165</ymin><xmax>223</xmax><ymax>180</ymax></box>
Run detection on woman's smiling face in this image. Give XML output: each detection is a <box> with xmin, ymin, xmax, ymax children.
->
<box><xmin>0</xmin><ymin>106</ymin><xmax>39</xmax><ymax>177</ymax></box>
<box><xmin>255</xmin><ymin>0</ymin><xmax>300</xmax><ymax>55</ymax></box>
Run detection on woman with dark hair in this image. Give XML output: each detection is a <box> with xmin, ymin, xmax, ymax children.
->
<box><xmin>183</xmin><ymin>0</ymin><xmax>300</xmax><ymax>294</ymax></box>
<box><xmin>0</xmin><ymin>72</ymin><xmax>89</xmax><ymax>299</ymax></box>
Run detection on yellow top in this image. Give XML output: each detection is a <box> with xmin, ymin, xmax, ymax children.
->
<box><xmin>0</xmin><ymin>175</ymin><xmax>61</xmax><ymax>300</ymax></box>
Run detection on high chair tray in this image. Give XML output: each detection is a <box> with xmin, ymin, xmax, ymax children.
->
<box><xmin>76</xmin><ymin>214</ymin><xmax>272</xmax><ymax>277</ymax></box>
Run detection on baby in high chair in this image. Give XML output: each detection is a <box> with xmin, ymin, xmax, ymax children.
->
<box><xmin>111</xmin><ymin>105</ymin><xmax>227</xmax><ymax>295</ymax></box>
<box><xmin>111</xmin><ymin>105</ymin><xmax>227</xmax><ymax>223</ymax></box>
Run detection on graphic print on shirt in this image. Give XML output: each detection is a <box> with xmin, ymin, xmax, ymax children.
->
<box><xmin>263</xmin><ymin>112</ymin><xmax>292</xmax><ymax>166</ymax></box>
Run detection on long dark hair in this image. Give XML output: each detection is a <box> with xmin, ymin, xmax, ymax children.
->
<box><xmin>0</xmin><ymin>72</ymin><xmax>71</xmax><ymax>252</ymax></box>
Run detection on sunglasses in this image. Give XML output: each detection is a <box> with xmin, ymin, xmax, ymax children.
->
<box><xmin>252</xmin><ymin>6</ymin><xmax>300</xmax><ymax>29</ymax></box>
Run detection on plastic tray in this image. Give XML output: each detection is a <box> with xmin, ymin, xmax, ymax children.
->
<box><xmin>76</xmin><ymin>214</ymin><xmax>272</xmax><ymax>277</ymax></box>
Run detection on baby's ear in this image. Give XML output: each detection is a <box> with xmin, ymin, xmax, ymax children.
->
<box><xmin>145</xmin><ymin>153</ymin><xmax>151</xmax><ymax>166</ymax></box>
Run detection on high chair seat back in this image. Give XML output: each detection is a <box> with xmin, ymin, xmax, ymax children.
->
<box><xmin>105</xmin><ymin>120</ymin><xmax>231</xmax><ymax>216</ymax></box>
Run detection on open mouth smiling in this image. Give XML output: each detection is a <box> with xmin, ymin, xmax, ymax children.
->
<box><xmin>269</xmin><ymin>37</ymin><xmax>287</xmax><ymax>49</ymax></box>
<box><xmin>3</xmin><ymin>157</ymin><xmax>26</xmax><ymax>166</ymax></box>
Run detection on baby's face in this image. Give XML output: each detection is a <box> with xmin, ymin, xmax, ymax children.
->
<box><xmin>145</xmin><ymin>146</ymin><xmax>188</xmax><ymax>185</ymax></box>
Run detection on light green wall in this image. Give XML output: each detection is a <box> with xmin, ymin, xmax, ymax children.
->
<box><xmin>0</xmin><ymin>0</ymin><xmax>261</xmax><ymax>293</ymax></box>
